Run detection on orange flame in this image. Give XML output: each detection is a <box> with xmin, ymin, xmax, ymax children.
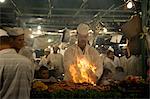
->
<box><xmin>69</xmin><ymin>57</ymin><xmax>97</xmax><ymax>85</ymax></box>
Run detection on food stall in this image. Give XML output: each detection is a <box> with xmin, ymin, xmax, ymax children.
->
<box><xmin>0</xmin><ymin>0</ymin><xmax>149</xmax><ymax>98</ymax></box>
<box><xmin>31</xmin><ymin>76</ymin><xmax>149</xmax><ymax>98</ymax></box>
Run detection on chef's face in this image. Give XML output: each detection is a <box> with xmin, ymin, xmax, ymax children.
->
<box><xmin>12</xmin><ymin>34</ymin><xmax>25</xmax><ymax>51</ymax></box>
<box><xmin>78</xmin><ymin>34</ymin><xmax>88</xmax><ymax>49</ymax></box>
<box><xmin>41</xmin><ymin>70</ymin><xmax>49</xmax><ymax>79</ymax></box>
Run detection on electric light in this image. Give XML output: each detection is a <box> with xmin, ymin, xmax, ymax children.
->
<box><xmin>0</xmin><ymin>0</ymin><xmax>5</xmax><ymax>3</ymax></box>
<box><xmin>37</xmin><ymin>25</ymin><xmax>41</xmax><ymax>30</ymax></box>
<box><xmin>127</xmin><ymin>1</ymin><xmax>133</xmax><ymax>9</ymax></box>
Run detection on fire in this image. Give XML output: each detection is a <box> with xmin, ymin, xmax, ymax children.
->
<box><xmin>69</xmin><ymin>57</ymin><xmax>97</xmax><ymax>85</ymax></box>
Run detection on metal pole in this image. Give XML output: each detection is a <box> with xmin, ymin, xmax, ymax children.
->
<box><xmin>141</xmin><ymin>0</ymin><xmax>148</xmax><ymax>79</ymax></box>
<box><xmin>47</xmin><ymin>0</ymin><xmax>52</xmax><ymax>18</ymax></box>
<box><xmin>9</xmin><ymin>0</ymin><xmax>22</xmax><ymax>16</ymax></box>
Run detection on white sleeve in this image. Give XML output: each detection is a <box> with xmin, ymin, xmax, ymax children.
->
<box><xmin>91</xmin><ymin>48</ymin><xmax>103</xmax><ymax>79</ymax></box>
<box><xmin>63</xmin><ymin>48</ymin><xmax>75</xmax><ymax>81</ymax></box>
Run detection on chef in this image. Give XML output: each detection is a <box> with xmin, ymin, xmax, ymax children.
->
<box><xmin>120</xmin><ymin>46</ymin><xmax>130</xmax><ymax>73</ymax></box>
<box><xmin>47</xmin><ymin>46</ymin><xmax>64</xmax><ymax>78</ymax></box>
<box><xmin>63</xmin><ymin>23</ymin><xmax>103</xmax><ymax>83</ymax></box>
<box><xmin>0</xmin><ymin>29</ymin><xmax>34</xmax><ymax>99</ymax></box>
<box><xmin>103</xmin><ymin>47</ymin><xmax>121</xmax><ymax>74</ymax></box>
<box><xmin>7</xmin><ymin>27</ymin><xmax>25</xmax><ymax>53</ymax></box>
<box><xmin>39</xmin><ymin>48</ymin><xmax>51</xmax><ymax>67</ymax></box>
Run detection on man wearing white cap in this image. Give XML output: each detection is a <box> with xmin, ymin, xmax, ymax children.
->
<box><xmin>103</xmin><ymin>46</ymin><xmax>121</xmax><ymax>74</ymax></box>
<box><xmin>39</xmin><ymin>48</ymin><xmax>51</xmax><ymax>67</ymax></box>
<box><xmin>124</xmin><ymin>49</ymin><xmax>142</xmax><ymax>76</ymax></box>
<box><xmin>47</xmin><ymin>46</ymin><xmax>64</xmax><ymax>78</ymax></box>
<box><xmin>120</xmin><ymin>46</ymin><xmax>130</xmax><ymax>73</ymax></box>
<box><xmin>0</xmin><ymin>29</ymin><xmax>34</xmax><ymax>99</ymax></box>
<box><xmin>63</xmin><ymin>23</ymin><xmax>103</xmax><ymax>83</ymax></box>
<box><xmin>7</xmin><ymin>28</ymin><xmax>25</xmax><ymax>53</ymax></box>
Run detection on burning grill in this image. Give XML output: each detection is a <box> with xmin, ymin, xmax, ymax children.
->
<box><xmin>69</xmin><ymin>57</ymin><xmax>97</xmax><ymax>85</ymax></box>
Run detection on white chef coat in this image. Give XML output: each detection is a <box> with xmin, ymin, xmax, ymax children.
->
<box><xmin>63</xmin><ymin>44</ymin><xmax>103</xmax><ymax>81</ymax></box>
<box><xmin>0</xmin><ymin>49</ymin><xmax>34</xmax><ymax>99</ymax></box>
<box><xmin>19</xmin><ymin>46</ymin><xmax>38</xmax><ymax>71</ymax></box>
<box><xmin>39</xmin><ymin>55</ymin><xmax>48</xmax><ymax>66</ymax></box>
<box><xmin>59</xmin><ymin>49</ymin><xmax>66</xmax><ymax>56</ymax></box>
<box><xmin>47</xmin><ymin>53</ymin><xmax>64</xmax><ymax>76</ymax></box>
<box><xmin>103</xmin><ymin>56</ymin><xmax>121</xmax><ymax>74</ymax></box>
<box><xmin>126</xmin><ymin>55</ymin><xmax>142</xmax><ymax>76</ymax></box>
<box><xmin>99</xmin><ymin>53</ymin><xmax>107</xmax><ymax>65</ymax></box>
<box><xmin>120</xmin><ymin>56</ymin><xmax>128</xmax><ymax>72</ymax></box>
<box><xmin>19</xmin><ymin>46</ymin><xmax>34</xmax><ymax>61</ymax></box>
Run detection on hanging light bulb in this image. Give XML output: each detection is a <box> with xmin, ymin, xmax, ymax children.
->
<box><xmin>95</xmin><ymin>45</ymin><xmax>99</xmax><ymax>48</ymax></box>
<box><xmin>48</xmin><ymin>39</ymin><xmax>53</xmax><ymax>43</ymax></box>
<box><xmin>119</xmin><ymin>54</ymin><xmax>122</xmax><ymax>57</ymax></box>
<box><xmin>37</xmin><ymin>25</ymin><xmax>41</xmax><ymax>30</ymax></box>
<box><xmin>29</xmin><ymin>28</ymin><xmax>32</xmax><ymax>31</ymax></box>
<box><xmin>127</xmin><ymin>0</ymin><xmax>133</xmax><ymax>9</ymax></box>
<box><xmin>0</xmin><ymin>0</ymin><xmax>5</xmax><ymax>3</ymax></box>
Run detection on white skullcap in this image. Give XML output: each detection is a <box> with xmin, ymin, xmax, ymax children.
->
<box><xmin>0</xmin><ymin>29</ymin><xmax>9</xmax><ymax>37</ymax></box>
<box><xmin>7</xmin><ymin>27</ymin><xmax>24</xmax><ymax>36</ymax></box>
<box><xmin>77</xmin><ymin>23</ymin><xmax>90</xmax><ymax>35</ymax></box>
<box><xmin>44</xmin><ymin>48</ymin><xmax>51</xmax><ymax>52</ymax></box>
<box><xmin>108</xmin><ymin>46</ymin><xmax>114</xmax><ymax>52</ymax></box>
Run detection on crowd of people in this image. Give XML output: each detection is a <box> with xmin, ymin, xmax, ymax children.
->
<box><xmin>0</xmin><ymin>23</ymin><xmax>145</xmax><ymax>99</ymax></box>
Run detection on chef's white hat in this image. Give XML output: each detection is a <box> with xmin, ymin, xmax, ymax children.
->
<box><xmin>108</xmin><ymin>46</ymin><xmax>114</xmax><ymax>52</ymax></box>
<box><xmin>44</xmin><ymin>48</ymin><xmax>51</xmax><ymax>52</ymax></box>
<box><xmin>77</xmin><ymin>23</ymin><xmax>90</xmax><ymax>35</ymax></box>
<box><xmin>7</xmin><ymin>27</ymin><xmax>24</xmax><ymax>36</ymax></box>
<box><xmin>0</xmin><ymin>29</ymin><xmax>9</xmax><ymax>37</ymax></box>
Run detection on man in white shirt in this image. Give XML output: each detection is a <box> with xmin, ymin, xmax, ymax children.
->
<box><xmin>63</xmin><ymin>23</ymin><xmax>103</xmax><ymax>83</ymax></box>
<box><xmin>47</xmin><ymin>46</ymin><xmax>64</xmax><ymax>78</ymax></box>
<box><xmin>126</xmin><ymin>54</ymin><xmax>142</xmax><ymax>76</ymax></box>
<box><xmin>7</xmin><ymin>27</ymin><xmax>25</xmax><ymax>53</ymax></box>
<box><xmin>39</xmin><ymin>48</ymin><xmax>51</xmax><ymax>67</ymax></box>
<box><xmin>0</xmin><ymin>29</ymin><xmax>34</xmax><ymax>99</ymax></box>
<box><xmin>120</xmin><ymin>46</ymin><xmax>130</xmax><ymax>73</ymax></box>
<box><xmin>120</xmin><ymin>47</ymin><xmax>142</xmax><ymax>76</ymax></box>
<box><xmin>104</xmin><ymin>47</ymin><xmax>121</xmax><ymax>74</ymax></box>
